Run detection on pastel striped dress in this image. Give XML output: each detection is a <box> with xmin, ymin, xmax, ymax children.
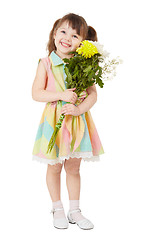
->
<box><xmin>32</xmin><ymin>51</ymin><xmax>104</xmax><ymax>165</ymax></box>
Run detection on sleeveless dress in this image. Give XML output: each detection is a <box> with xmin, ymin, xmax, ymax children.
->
<box><xmin>32</xmin><ymin>51</ymin><xmax>104</xmax><ymax>165</ymax></box>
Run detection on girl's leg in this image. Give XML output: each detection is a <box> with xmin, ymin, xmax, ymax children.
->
<box><xmin>64</xmin><ymin>157</ymin><xmax>82</xmax><ymax>200</ymax></box>
<box><xmin>46</xmin><ymin>163</ymin><xmax>63</xmax><ymax>202</ymax></box>
<box><xmin>46</xmin><ymin>163</ymin><xmax>67</xmax><ymax>221</ymax></box>
<box><xmin>64</xmin><ymin>157</ymin><xmax>85</xmax><ymax>221</ymax></box>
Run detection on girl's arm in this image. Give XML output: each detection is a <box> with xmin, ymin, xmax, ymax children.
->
<box><xmin>77</xmin><ymin>84</ymin><xmax>97</xmax><ymax>115</ymax></box>
<box><xmin>32</xmin><ymin>61</ymin><xmax>62</xmax><ymax>102</ymax></box>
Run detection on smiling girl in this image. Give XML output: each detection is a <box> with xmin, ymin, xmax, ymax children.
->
<box><xmin>32</xmin><ymin>13</ymin><xmax>104</xmax><ymax>230</ymax></box>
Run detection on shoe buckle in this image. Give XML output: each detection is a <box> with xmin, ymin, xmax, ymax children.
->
<box><xmin>50</xmin><ymin>209</ymin><xmax>55</xmax><ymax>214</ymax></box>
<box><xmin>69</xmin><ymin>208</ymin><xmax>81</xmax><ymax>214</ymax></box>
<box><xmin>50</xmin><ymin>207</ymin><xmax>64</xmax><ymax>214</ymax></box>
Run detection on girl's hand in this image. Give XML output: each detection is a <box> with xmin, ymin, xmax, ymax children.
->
<box><xmin>60</xmin><ymin>88</ymin><xmax>78</xmax><ymax>104</ymax></box>
<box><xmin>61</xmin><ymin>104</ymin><xmax>80</xmax><ymax>116</ymax></box>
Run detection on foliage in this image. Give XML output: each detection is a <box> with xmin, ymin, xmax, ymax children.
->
<box><xmin>63</xmin><ymin>51</ymin><xmax>104</xmax><ymax>96</ymax></box>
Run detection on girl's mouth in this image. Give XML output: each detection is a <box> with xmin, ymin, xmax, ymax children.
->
<box><xmin>61</xmin><ymin>41</ymin><xmax>71</xmax><ymax>48</ymax></box>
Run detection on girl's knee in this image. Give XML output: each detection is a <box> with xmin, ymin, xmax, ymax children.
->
<box><xmin>64</xmin><ymin>158</ymin><xmax>81</xmax><ymax>175</ymax></box>
<box><xmin>47</xmin><ymin>163</ymin><xmax>63</xmax><ymax>174</ymax></box>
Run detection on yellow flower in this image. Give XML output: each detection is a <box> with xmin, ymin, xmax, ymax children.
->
<box><xmin>76</xmin><ymin>40</ymin><xmax>98</xmax><ymax>58</ymax></box>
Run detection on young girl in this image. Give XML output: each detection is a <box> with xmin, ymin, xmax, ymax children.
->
<box><xmin>32</xmin><ymin>13</ymin><xmax>104</xmax><ymax>230</ymax></box>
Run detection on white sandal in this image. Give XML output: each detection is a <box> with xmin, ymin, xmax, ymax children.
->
<box><xmin>67</xmin><ymin>209</ymin><xmax>94</xmax><ymax>230</ymax></box>
<box><xmin>50</xmin><ymin>207</ymin><xmax>69</xmax><ymax>229</ymax></box>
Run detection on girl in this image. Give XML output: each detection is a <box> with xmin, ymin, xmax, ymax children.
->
<box><xmin>32</xmin><ymin>13</ymin><xmax>104</xmax><ymax>230</ymax></box>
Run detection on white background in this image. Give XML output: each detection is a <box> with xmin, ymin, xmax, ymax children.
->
<box><xmin>0</xmin><ymin>0</ymin><xmax>145</xmax><ymax>239</ymax></box>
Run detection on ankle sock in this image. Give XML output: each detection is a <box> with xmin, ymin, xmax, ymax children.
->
<box><xmin>52</xmin><ymin>200</ymin><xmax>66</xmax><ymax>219</ymax></box>
<box><xmin>69</xmin><ymin>200</ymin><xmax>85</xmax><ymax>222</ymax></box>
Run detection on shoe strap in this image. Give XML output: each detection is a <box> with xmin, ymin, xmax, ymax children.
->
<box><xmin>69</xmin><ymin>208</ymin><xmax>81</xmax><ymax>214</ymax></box>
<box><xmin>50</xmin><ymin>207</ymin><xmax>64</xmax><ymax>214</ymax></box>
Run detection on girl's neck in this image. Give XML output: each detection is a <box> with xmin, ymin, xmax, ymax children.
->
<box><xmin>55</xmin><ymin>50</ymin><xmax>73</xmax><ymax>60</ymax></box>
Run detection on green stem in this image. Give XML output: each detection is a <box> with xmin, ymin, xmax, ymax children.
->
<box><xmin>47</xmin><ymin>113</ymin><xmax>65</xmax><ymax>153</ymax></box>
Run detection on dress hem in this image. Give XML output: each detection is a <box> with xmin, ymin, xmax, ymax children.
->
<box><xmin>32</xmin><ymin>151</ymin><xmax>100</xmax><ymax>165</ymax></box>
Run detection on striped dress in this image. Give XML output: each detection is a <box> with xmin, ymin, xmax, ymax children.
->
<box><xmin>32</xmin><ymin>51</ymin><xmax>104</xmax><ymax>165</ymax></box>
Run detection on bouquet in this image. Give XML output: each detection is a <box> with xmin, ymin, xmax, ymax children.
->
<box><xmin>46</xmin><ymin>40</ymin><xmax>122</xmax><ymax>153</ymax></box>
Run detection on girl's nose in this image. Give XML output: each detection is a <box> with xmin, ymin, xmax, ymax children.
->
<box><xmin>65</xmin><ymin>34</ymin><xmax>71</xmax><ymax>42</ymax></box>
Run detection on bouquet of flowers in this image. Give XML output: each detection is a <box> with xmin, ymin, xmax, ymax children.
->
<box><xmin>47</xmin><ymin>40</ymin><xmax>122</xmax><ymax>153</ymax></box>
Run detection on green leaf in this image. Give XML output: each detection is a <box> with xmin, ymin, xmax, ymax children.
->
<box><xmin>64</xmin><ymin>66</ymin><xmax>72</xmax><ymax>81</ymax></box>
<box><xmin>83</xmin><ymin>65</ymin><xmax>92</xmax><ymax>73</ymax></box>
<box><xmin>63</xmin><ymin>58</ymin><xmax>70</xmax><ymax>63</ymax></box>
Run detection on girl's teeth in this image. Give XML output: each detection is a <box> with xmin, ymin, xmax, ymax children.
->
<box><xmin>61</xmin><ymin>42</ymin><xmax>70</xmax><ymax>47</ymax></box>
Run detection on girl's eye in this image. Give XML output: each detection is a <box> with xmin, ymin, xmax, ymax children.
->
<box><xmin>61</xmin><ymin>30</ymin><xmax>66</xmax><ymax>34</ymax></box>
<box><xmin>73</xmin><ymin>35</ymin><xmax>78</xmax><ymax>39</ymax></box>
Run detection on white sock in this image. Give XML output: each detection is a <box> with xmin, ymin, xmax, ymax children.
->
<box><xmin>69</xmin><ymin>200</ymin><xmax>85</xmax><ymax>222</ymax></box>
<box><xmin>52</xmin><ymin>200</ymin><xmax>66</xmax><ymax>219</ymax></box>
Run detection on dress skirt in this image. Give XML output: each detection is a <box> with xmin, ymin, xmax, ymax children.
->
<box><xmin>32</xmin><ymin>100</ymin><xmax>104</xmax><ymax>165</ymax></box>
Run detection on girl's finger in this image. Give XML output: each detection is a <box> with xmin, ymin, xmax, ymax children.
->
<box><xmin>69</xmin><ymin>87</ymin><xmax>76</xmax><ymax>90</ymax></box>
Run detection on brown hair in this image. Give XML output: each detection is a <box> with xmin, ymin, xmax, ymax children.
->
<box><xmin>86</xmin><ymin>26</ymin><xmax>98</xmax><ymax>41</ymax></box>
<box><xmin>46</xmin><ymin>13</ymin><xmax>98</xmax><ymax>55</ymax></box>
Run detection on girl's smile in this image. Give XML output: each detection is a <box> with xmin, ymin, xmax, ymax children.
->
<box><xmin>60</xmin><ymin>41</ymin><xmax>71</xmax><ymax>48</ymax></box>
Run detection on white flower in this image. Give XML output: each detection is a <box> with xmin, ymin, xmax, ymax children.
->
<box><xmin>86</xmin><ymin>40</ymin><xmax>123</xmax><ymax>82</ymax></box>
<box><xmin>88</xmin><ymin>40</ymin><xmax>110</xmax><ymax>58</ymax></box>
<box><xmin>99</xmin><ymin>55</ymin><xmax>123</xmax><ymax>81</ymax></box>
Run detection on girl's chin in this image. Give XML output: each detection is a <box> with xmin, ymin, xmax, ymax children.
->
<box><xmin>58</xmin><ymin>48</ymin><xmax>73</xmax><ymax>55</ymax></box>
<box><xmin>60</xmin><ymin>46</ymin><xmax>72</xmax><ymax>53</ymax></box>
<box><xmin>56</xmin><ymin>50</ymin><xmax>73</xmax><ymax>59</ymax></box>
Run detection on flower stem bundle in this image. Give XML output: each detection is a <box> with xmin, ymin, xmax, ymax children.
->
<box><xmin>46</xmin><ymin>114</ymin><xmax>65</xmax><ymax>153</ymax></box>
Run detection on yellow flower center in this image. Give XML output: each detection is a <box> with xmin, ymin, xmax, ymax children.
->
<box><xmin>76</xmin><ymin>40</ymin><xmax>98</xmax><ymax>58</ymax></box>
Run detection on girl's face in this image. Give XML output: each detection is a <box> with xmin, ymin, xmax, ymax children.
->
<box><xmin>54</xmin><ymin>21</ymin><xmax>83</xmax><ymax>59</ymax></box>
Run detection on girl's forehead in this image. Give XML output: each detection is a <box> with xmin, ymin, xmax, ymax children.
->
<box><xmin>58</xmin><ymin>21</ymin><xmax>77</xmax><ymax>32</ymax></box>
